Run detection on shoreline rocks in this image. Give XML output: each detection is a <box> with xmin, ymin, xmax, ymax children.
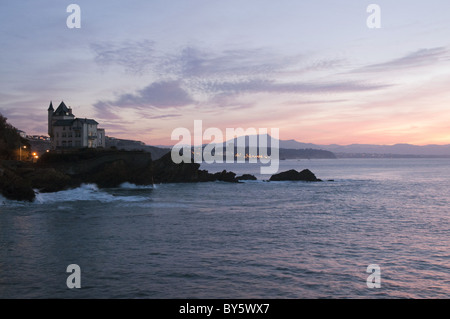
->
<box><xmin>269</xmin><ymin>169</ymin><xmax>322</xmax><ymax>182</ymax></box>
<box><xmin>236</xmin><ymin>174</ymin><xmax>257</xmax><ymax>181</ymax></box>
<box><xmin>0</xmin><ymin>150</ymin><xmax>242</xmax><ymax>201</ymax></box>
<box><xmin>1</xmin><ymin>149</ymin><xmax>324</xmax><ymax>202</ymax></box>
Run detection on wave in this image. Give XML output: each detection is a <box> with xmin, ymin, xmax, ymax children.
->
<box><xmin>119</xmin><ymin>182</ymin><xmax>155</xmax><ymax>189</ymax></box>
<box><xmin>33</xmin><ymin>183</ymin><xmax>150</xmax><ymax>204</ymax></box>
<box><xmin>0</xmin><ymin>194</ymin><xmax>11</xmax><ymax>206</ymax></box>
<box><xmin>0</xmin><ymin>194</ymin><xmax>33</xmax><ymax>207</ymax></box>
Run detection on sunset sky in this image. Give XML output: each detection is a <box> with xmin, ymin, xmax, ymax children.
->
<box><xmin>1</xmin><ymin>1</ymin><xmax>450</xmax><ymax>146</ymax></box>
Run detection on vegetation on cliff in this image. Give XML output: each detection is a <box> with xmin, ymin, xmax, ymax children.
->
<box><xmin>0</xmin><ymin>113</ymin><xmax>30</xmax><ymax>160</ymax></box>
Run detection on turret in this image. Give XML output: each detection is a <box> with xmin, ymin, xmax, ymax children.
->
<box><xmin>48</xmin><ymin>101</ymin><xmax>54</xmax><ymax>136</ymax></box>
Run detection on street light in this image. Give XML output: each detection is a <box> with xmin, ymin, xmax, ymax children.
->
<box><xmin>19</xmin><ymin>145</ymin><xmax>27</xmax><ymax>161</ymax></box>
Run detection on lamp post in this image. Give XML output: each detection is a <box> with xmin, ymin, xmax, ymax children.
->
<box><xmin>19</xmin><ymin>145</ymin><xmax>27</xmax><ymax>161</ymax></box>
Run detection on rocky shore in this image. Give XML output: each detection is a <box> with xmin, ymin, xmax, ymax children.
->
<box><xmin>0</xmin><ymin>149</ymin><xmax>324</xmax><ymax>202</ymax></box>
<box><xmin>0</xmin><ymin>149</ymin><xmax>246</xmax><ymax>202</ymax></box>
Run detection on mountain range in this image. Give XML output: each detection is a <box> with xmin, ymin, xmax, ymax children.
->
<box><xmin>279</xmin><ymin>139</ymin><xmax>450</xmax><ymax>157</ymax></box>
<box><xmin>159</xmin><ymin>134</ymin><xmax>450</xmax><ymax>158</ymax></box>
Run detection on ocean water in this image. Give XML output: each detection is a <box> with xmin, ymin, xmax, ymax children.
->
<box><xmin>0</xmin><ymin>158</ymin><xmax>449</xmax><ymax>299</ymax></box>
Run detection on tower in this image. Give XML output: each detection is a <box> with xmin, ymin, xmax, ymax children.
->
<box><xmin>48</xmin><ymin>101</ymin><xmax>54</xmax><ymax>137</ymax></box>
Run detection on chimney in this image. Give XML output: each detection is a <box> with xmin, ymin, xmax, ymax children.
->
<box><xmin>68</xmin><ymin>108</ymin><xmax>73</xmax><ymax>115</ymax></box>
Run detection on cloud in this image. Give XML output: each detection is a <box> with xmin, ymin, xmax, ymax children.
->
<box><xmin>90</xmin><ymin>40</ymin><xmax>313</xmax><ymax>79</ymax></box>
<box><xmin>199</xmin><ymin>78</ymin><xmax>391</xmax><ymax>95</ymax></box>
<box><xmin>167</xmin><ymin>46</ymin><xmax>302</xmax><ymax>79</ymax></box>
<box><xmin>353</xmin><ymin>47</ymin><xmax>450</xmax><ymax>73</ymax></box>
<box><xmin>94</xmin><ymin>80</ymin><xmax>194</xmax><ymax>112</ymax></box>
<box><xmin>93</xmin><ymin>101</ymin><xmax>123</xmax><ymax>120</ymax></box>
<box><xmin>90</xmin><ymin>40</ymin><xmax>156</xmax><ymax>74</ymax></box>
<box><xmin>91</xmin><ymin>41</ymin><xmax>392</xmax><ymax>119</ymax></box>
<box><xmin>283</xmin><ymin>99</ymin><xmax>348</xmax><ymax>106</ymax></box>
<box><xmin>146</xmin><ymin>114</ymin><xmax>181</xmax><ymax>120</ymax></box>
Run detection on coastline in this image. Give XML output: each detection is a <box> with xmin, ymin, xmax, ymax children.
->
<box><xmin>0</xmin><ymin>149</ymin><xmax>324</xmax><ymax>202</ymax></box>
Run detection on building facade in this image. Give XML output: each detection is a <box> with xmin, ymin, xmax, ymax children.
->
<box><xmin>48</xmin><ymin>101</ymin><xmax>106</xmax><ymax>150</ymax></box>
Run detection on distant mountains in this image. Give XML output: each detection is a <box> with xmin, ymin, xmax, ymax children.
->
<box><xmin>158</xmin><ymin>134</ymin><xmax>450</xmax><ymax>158</ymax></box>
<box><xmin>216</xmin><ymin>135</ymin><xmax>336</xmax><ymax>159</ymax></box>
<box><xmin>113</xmin><ymin>135</ymin><xmax>335</xmax><ymax>159</ymax></box>
<box><xmin>279</xmin><ymin>139</ymin><xmax>450</xmax><ymax>158</ymax></box>
<box><xmin>106</xmin><ymin>135</ymin><xmax>450</xmax><ymax>159</ymax></box>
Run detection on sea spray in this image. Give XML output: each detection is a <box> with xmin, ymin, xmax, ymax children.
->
<box><xmin>119</xmin><ymin>182</ymin><xmax>154</xmax><ymax>189</ymax></box>
<box><xmin>31</xmin><ymin>183</ymin><xmax>149</xmax><ymax>204</ymax></box>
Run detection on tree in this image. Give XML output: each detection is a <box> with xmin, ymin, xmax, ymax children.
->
<box><xmin>0</xmin><ymin>113</ymin><xmax>30</xmax><ymax>160</ymax></box>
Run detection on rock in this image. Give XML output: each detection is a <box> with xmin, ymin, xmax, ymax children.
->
<box><xmin>152</xmin><ymin>152</ymin><xmax>202</xmax><ymax>183</ymax></box>
<box><xmin>212</xmin><ymin>170</ymin><xmax>238</xmax><ymax>183</ymax></box>
<box><xmin>0</xmin><ymin>165</ymin><xmax>35</xmax><ymax>201</ymax></box>
<box><xmin>269</xmin><ymin>169</ymin><xmax>321</xmax><ymax>182</ymax></box>
<box><xmin>152</xmin><ymin>153</ymin><xmax>240</xmax><ymax>183</ymax></box>
<box><xmin>37</xmin><ymin>149</ymin><xmax>154</xmax><ymax>189</ymax></box>
<box><xmin>236</xmin><ymin>174</ymin><xmax>257</xmax><ymax>181</ymax></box>
<box><xmin>26</xmin><ymin>168</ymin><xmax>74</xmax><ymax>193</ymax></box>
<box><xmin>0</xmin><ymin>148</ymin><xmax>257</xmax><ymax>201</ymax></box>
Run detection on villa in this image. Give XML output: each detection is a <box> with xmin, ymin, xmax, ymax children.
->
<box><xmin>47</xmin><ymin>101</ymin><xmax>105</xmax><ymax>150</ymax></box>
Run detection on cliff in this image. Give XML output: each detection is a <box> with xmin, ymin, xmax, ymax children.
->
<box><xmin>0</xmin><ymin>149</ymin><xmax>241</xmax><ymax>202</ymax></box>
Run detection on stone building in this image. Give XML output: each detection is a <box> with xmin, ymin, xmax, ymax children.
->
<box><xmin>47</xmin><ymin>101</ymin><xmax>105</xmax><ymax>149</ymax></box>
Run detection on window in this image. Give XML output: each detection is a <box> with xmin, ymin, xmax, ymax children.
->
<box><xmin>62</xmin><ymin>133</ymin><xmax>67</xmax><ymax>138</ymax></box>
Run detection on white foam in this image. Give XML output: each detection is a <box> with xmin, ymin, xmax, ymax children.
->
<box><xmin>33</xmin><ymin>183</ymin><xmax>149</xmax><ymax>204</ymax></box>
<box><xmin>0</xmin><ymin>194</ymin><xmax>29</xmax><ymax>207</ymax></box>
<box><xmin>0</xmin><ymin>194</ymin><xmax>8</xmax><ymax>206</ymax></box>
<box><xmin>119</xmin><ymin>182</ymin><xmax>154</xmax><ymax>189</ymax></box>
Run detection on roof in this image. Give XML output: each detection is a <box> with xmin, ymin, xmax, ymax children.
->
<box><xmin>75</xmin><ymin>118</ymin><xmax>98</xmax><ymax>125</ymax></box>
<box><xmin>53</xmin><ymin>101</ymin><xmax>74</xmax><ymax>117</ymax></box>
<box><xmin>53</xmin><ymin>118</ymin><xmax>98</xmax><ymax>126</ymax></box>
<box><xmin>48</xmin><ymin>101</ymin><xmax>54</xmax><ymax>111</ymax></box>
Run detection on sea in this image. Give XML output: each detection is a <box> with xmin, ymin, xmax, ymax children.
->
<box><xmin>0</xmin><ymin>158</ymin><xmax>449</xmax><ymax>299</ymax></box>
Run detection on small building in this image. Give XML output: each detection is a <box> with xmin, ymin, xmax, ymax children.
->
<box><xmin>48</xmin><ymin>101</ymin><xmax>106</xmax><ymax>150</ymax></box>
<box><xmin>17</xmin><ymin>130</ymin><xmax>27</xmax><ymax>138</ymax></box>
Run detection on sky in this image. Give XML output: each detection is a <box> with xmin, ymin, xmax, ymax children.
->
<box><xmin>1</xmin><ymin>0</ymin><xmax>450</xmax><ymax>146</ymax></box>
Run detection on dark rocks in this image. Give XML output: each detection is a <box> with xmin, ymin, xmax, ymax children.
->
<box><xmin>27</xmin><ymin>168</ymin><xmax>74</xmax><ymax>193</ymax></box>
<box><xmin>152</xmin><ymin>153</ymin><xmax>240</xmax><ymax>183</ymax></box>
<box><xmin>0</xmin><ymin>162</ymin><xmax>35</xmax><ymax>201</ymax></box>
<box><xmin>87</xmin><ymin>158</ymin><xmax>153</xmax><ymax>188</ymax></box>
<box><xmin>212</xmin><ymin>170</ymin><xmax>238</xmax><ymax>183</ymax></box>
<box><xmin>1</xmin><ymin>150</ymin><xmax>156</xmax><ymax>201</ymax></box>
<box><xmin>1</xmin><ymin>150</ymin><xmax>247</xmax><ymax>202</ymax></box>
<box><xmin>269</xmin><ymin>169</ymin><xmax>321</xmax><ymax>182</ymax></box>
<box><xmin>1</xmin><ymin>147</ymin><xmax>325</xmax><ymax>202</ymax></box>
<box><xmin>37</xmin><ymin>149</ymin><xmax>154</xmax><ymax>189</ymax></box>
<box><xmin>236</xmin><ymin>174</ymin><xmax>257</xmax><ymax>181</ymax></box>
<box><xmin>152</xmin><ymin>151</ymin><xmax>203</xmax><ymax>183</ymax></box>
